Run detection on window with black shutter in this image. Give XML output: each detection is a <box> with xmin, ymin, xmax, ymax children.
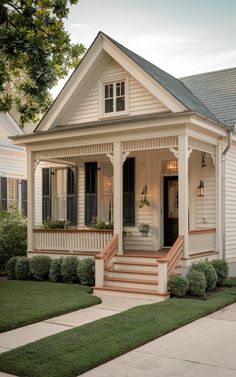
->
<box><xmin>123</xmin><ymin>157</ymin><xmax>135</xmax><ymax>226</ymax></box>
<box><xmin>42</xmin><ymin>168</ymin><xmax>52</xmax><ymax>221</ymax></box>
<box><xmin>67</xmin><ymin>167</ymin><xmax>77</xmax><ymax>225</ymax></box>
<box><xmin>0</xmin><ymin>177</ymin><xmax>7</xmax><ymax>210</ymax></box>
<box><xmin>21</xmin><ymin>179</ymin><xmax>27</xmax><ymax>216</ymax></box>
<box><xmin>85</xmin><ymin>162</ymin><xmax>97</xmax><ymax>225</ymax></box>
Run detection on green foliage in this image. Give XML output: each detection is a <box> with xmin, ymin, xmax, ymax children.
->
<box><xmin>191</xmin><ymin>260</ymin><xmax>217</xmax><ymax>291</ymax></box>
<box><xmin>77</xmin><ymin>258</ymin><xmax>95</xmax><ymax>286</ymax></box>
<box><xmin>61</xmin><ymin>256</ymin><xmax>79</xmax><ymax>283</ymax></box>
<box><xmin>0</xmin><ymin>1</ymin><xmax>85</xmax><ymax>126</ymax></box>
<box><xmin>6</xmin><ymin>256</ymin><xmax>20</xmax><ymax>279</ymax></box>
<box><xmin>30</xmin><ymin>256</ymin><xmax>51</xmax><ymax>281</ymax></box>
<box><xmin>0</xmin><ymin>211</ymin><xmax>27</xmax><ymax>271</ymax></box>
<box><xmin>49</xmin><ymin>259</ymin><xmax>62</xmax><ymax>282</ymax></box>
<box><xmin>211</xmin><ymin>259</ymin><xmax>229</xmax><ymax>286</ymax></box>
<box><xmin>15</xmin><ymin>257</ymin><xmax>29</xmax><ymax>280</ymax></box>
<box><xmin>169</xmin><ymin>275</ymin><xmax>189</xmax><ymax>298</ymax></box>
<box><xmin>41</xmin><ymin>218</ymin><xmax>67</xmax><ymax>229</ymax></box>
<box><xmin>188</xmin><ymin>270</ymin><xmax>207</xmax><ymax>297</ymax></box>
<box><xmin>90</xmin><ymin>218</ymin><xmax>114</xmax><ymax>230</ymax></box>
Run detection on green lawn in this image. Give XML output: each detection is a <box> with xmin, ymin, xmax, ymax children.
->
<box><xmin>1</xmin><ymin>286</ymin><xmax>236</xmax><ymax>377</ymax></box>
<box><xmin>0</xmin><ymin>280</ymin><xmax>101</xmax><ymax>333</ymax></box>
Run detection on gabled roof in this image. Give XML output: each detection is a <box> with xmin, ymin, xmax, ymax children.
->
<box><xmin>181</xmin><ymin>67</ymin><xmax>236</xmax><ymax>129</ymax></box>
<box><xmin>105</xmin><ymin>34</ymin><xmax>218</xmax><ymax>123</ymax></box>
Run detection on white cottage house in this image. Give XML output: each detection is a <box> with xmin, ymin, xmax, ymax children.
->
<box><xmin>11</xmin><ymin>32</ymin><xmax>236</xmax><ymax>300</ymax></box>
<box><xmin>0</xmin><ymin>113</ymin><xmax>27</xmax><ymax>215</ymax></box>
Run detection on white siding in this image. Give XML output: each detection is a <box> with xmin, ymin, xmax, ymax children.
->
<box><xmin>67</xmin><ymin>59</ymin><xmax>169</xmax><ymax>125</ymax></box>
<box><xmin>225</xmin><ymin>144</ymin><xmax>236</xmax><ymax>260</ymax></box>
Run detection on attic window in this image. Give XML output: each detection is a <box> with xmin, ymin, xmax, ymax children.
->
<box><xmin>101</xmin><ymin>77</ymin><xmax>129</xmax><ymax>117</ymax></box>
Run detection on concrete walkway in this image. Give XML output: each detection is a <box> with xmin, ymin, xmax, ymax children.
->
<box><xmin>0</xmin><ymin>295</ymin><xmax>155</xmax><ymax>353</ymax></box>
<box><xmin>81</xmin><ymin>303</ymin><xmax>236</xmax><ymax>377</ymax></box>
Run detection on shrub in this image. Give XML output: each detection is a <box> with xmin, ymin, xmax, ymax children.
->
<box><xmin>169</xmin><ymin>275</ymin><xmax>188</xmax><ymax>298</ymax></box>
<box><xmin>188</xmin><ymin>270</ymin><xmax>206</xmax><ymax>297</ymax></box>
<box><xmin>211</xmin><ymin>260</ymin><xmax>229</xmax><ymax>286</ymax></box>
<box><xmin>0</xmin><ymin>210</ymin><xmax>27</xmax><ymax>271</ymax></box>
<box><xmin>77</xmin><ymin>258</ymin><xmax>95</xmax><ymax>286</ymax></box>
<box><xmin>41</xmin><ymin>218</ymin><xmax>67</xmax><ymax>229</ymax></box>
<box><xmin>30</xmin><ymin>256</ymin><xmax>51</xmax><ymax>280</ymax></box>
<box><xmin>49</xmin><ymin>259</ymin><xmax>62</xmax><ymax>282</ymax></box>
<box><xmin>15</xmin><ymin>257</ymin><xmax>30</xmax><ymax>280</ymax></box>
<box><xmin>191</xmin><ymin>260</ymin><xmax>217</xmax><ymax>291</ymax></box>
<box><xmin>6</xmin><ymin>256</ymin><xmax>20</xmax><ymax>279</ymax></box>
<box><xmin>61</xmin><ymin>256</ymin><xmax>79</xmax><ymax>283</ymax></box>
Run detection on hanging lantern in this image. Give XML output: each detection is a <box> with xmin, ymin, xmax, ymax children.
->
<box><xmin>197</xmin><ymin>180</ymin><xmax>204</xmax><ymax>197</ymax></box>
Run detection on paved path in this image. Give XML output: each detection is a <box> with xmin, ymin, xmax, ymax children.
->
<box><xmin>81</xmin><ymin>303</ymin><xmax>236</xmax><ymax>377</ymax></box>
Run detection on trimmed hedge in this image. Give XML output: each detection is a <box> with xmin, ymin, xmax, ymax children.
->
<box><xmin>188</xmin><ymin>270</ymin><xmax>206</xmax><ymax>297</ymax></box>
<box><xmin>15</xmin><ymin>257</ymin><xmax>30</xmax><ymax>280</ymax></box>
<box><xmin>191</xmin><ymin>260</ymin><xmax>217</xmax><ymax>291</ymax></box>
<box><xmin>211</xmin><ymin>260</ymin><xmax>229</xmax><ymax>286</ymax></box>
<box><xmin>30</xmin><ymin>256</ymin><xmax>51</xmax><ymax>281</ymax></box>
<box><xmin>49</xmin><ymin>259</ymin><xmax>62</xmax><ymax>282</ymax></box>
<box><xmin>77</xmin><ymin>258</ymin><xmax>95</xmax><ymax>286</ymax></box>
<box><xmin>61</xmin><ymin>256</ymin><xmax>79</xmax><ymax>283</ymax></box>
<box><xmin>6</xmin><ymin>256</ymin><xmax>20</xmax><ymax>279</ymax></box>
<box><xmin>169</xmin><ymin>275</ymin><xmax>189</xmax><ymax>298</ymax></box>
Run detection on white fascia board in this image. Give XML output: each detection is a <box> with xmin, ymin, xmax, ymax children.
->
<box><xmin>103</xmin><ymin>37</ymin><xmax>187</xmax><ymax>113</ymax></box>
<box><xmin>190</xmin><ymin>115</ymin><xmax>226</xmax><ymax>137</ymax></box>
<box><xmin>37</xmin><ymin>35</ymin><xmax>104</xmax><ymax>132</ymax></box>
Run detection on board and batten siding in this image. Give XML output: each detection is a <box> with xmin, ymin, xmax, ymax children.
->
<box><xmin>67</xmin><ymin>58</ymin><xmax>169</xmax><ymax>125</ymax></box>
<box><xmin>225</xmin><ymin>144</ymin><xmax>236</xmax><ymax>260</ymax></box>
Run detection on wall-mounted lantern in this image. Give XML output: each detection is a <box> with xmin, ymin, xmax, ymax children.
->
<box><xmin>197</xmin><ymin>180</ymin><xmax>204</xmax><ymax>197</ymax></box>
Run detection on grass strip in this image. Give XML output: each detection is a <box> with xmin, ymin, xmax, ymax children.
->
<box><xmin>0</xmin><ymin>287</ymin><xmax>236</xmax><ymax>377</ymax></box>
<box><xmin>0</xmin><ymin>280</ymin><xmax>101</xmax><ymax>333</ymax></box>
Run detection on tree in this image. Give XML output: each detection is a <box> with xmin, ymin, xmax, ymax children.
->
<box><xmin>0</xmin><ymin>1</ymin><xmax>85</xmax><ymax>127</ymax></box>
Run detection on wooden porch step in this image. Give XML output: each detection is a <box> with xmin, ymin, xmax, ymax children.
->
<box><xmin>104</xmin><ymin>276</ymin><xmax>157</xmax><ymax>286</ymax></box>
<box><xmin>122</xmin><ymin>253</ymin><xmax>163</xmax><ymax>259</ymax></box>
<box><xmin>94</xmin><ymin>285</ymin><xmax>169</xmax><ymax>297</ymax></box>
<box><xmin>113</xmin><ymin>261</ymin><xmax>158</xmax><ymax>267</ymax></box>
<box><xmin>106</xmin><ymin>268</ymin><xmax>157</xmax><ymax>276</ymax></box>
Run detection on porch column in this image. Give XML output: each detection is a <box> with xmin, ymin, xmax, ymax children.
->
<box><xmin>27</xmin><ymin>151</ymin><xmax>35</xmax><ymax>252</ymax></box>
<box><xmin>178</xmin><ymin>135</ymin><xmax>189</xmax><ymax>258</ymax></box>
<box><xmin>113</xmin><ymin>142</ymin><xmax>123</xmax><ymax>254</ymax></box>
<box><xmin>215</xmin><ymin>140</ymin><xmax>222</xmax><ymax>256</ymax></box>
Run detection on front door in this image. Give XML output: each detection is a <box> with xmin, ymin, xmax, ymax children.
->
<box><xmin>164</xmin><ymin>176</ymin><xmax>178</xmax><ymax>247</ymax></box>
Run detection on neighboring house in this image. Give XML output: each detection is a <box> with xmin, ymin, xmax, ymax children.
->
<box><xmin>11</xmin><ymin>32</ymin><xmax>236</xmax><ymax>300</ymax></box>
<box><xmin>0</xmin><ymin>113</ymin><xmax>27</xmax><ymax>215</ymax></box>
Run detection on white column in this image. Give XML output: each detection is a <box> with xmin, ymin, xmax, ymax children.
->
<box><xmin>113</xmin><ymin>142</ymin><xmax>123</xmax><ymax>254</ymax></box>
<box><xmin>178</xmin><ymin>135</ymin><xmax>189</xmax><ymax>258</ymax></box>
<box><xmin>215</xmin><ymin>140</ymin><xmax>222</xmax><ymax>256</ymax></box>
<box><xmin>27</xmin><ymin>151</ymin><xmax>35</xmax><ymax>252</ymax></box>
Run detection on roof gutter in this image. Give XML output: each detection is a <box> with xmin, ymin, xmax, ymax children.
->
<box><xmin>222</xmin><ymin>128</ymin><xmax>233</xmax><ymax>260</ymax></box>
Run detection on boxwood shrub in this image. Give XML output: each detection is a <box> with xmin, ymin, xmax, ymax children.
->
<box><xmin>6</xmin><ymin>256</ymin><xmax>20</xmax><ymax>279</ymax></box>
<box><xmin>61</xmin><ymin>256</ymin><xmax>79</xmax><ymax>283</ymax></box>
<box><xmin>188</xmin><ymin>270</ymin><xmax>206</xmax><ymax>297</ymax></box>
<box><xmin>49</xmin><ymin>259</ymin><xmax>62</xmax><ymax>282</ymax></box>
<box><xmin>30</xmin><ymin>256</ymin><xmax>51</xmax><ymax>281</ymax></box>
<box><xmin>211</xmin><ymin>259</ymin><xmax>229</xmax><ymax>286</ymax></box>
<box><xmin>169</xmin><ymin>275</ymin><xmax>188</xmax><ymax>298</ymax></box>
<box><xmin>191</xmin><ymin>260</ymin><xmax>217</xmax><ymax>291</ymax></box>
<box><xmin>15</xmin><ymin>256</ymin><xmax>30</xmax><ymax>280</ymax></box>
<box><xmin>77</xmin><ymin>258</ymin><xmax>95</xmax><ymax>286</ymax></box>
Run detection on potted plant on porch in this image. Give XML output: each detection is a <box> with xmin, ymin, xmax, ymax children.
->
<box><xmin>138</xmin><ymin>223</ymin><xmax>150</xmax><ymax>237</ymax></box>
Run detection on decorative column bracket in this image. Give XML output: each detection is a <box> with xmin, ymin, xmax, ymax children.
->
<box><xmin>106</xmin><ymin>151</ymin><xmax>130</xmax><ymax>166</ymax></box>
<box><xmin>169</xmin><ymin>147</ymin><xmax>193</xmax><ymax>159</ymax></box>
<box><xmin>34</xmin><ymin>159</ymin><xmax>40</xmax><ymax>170</ymax></box>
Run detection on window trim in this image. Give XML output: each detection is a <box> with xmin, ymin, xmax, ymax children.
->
<box><xmin>99</xmin><ymin>75</ymin><xmax>129</xmax><ymax>118</ymax></box>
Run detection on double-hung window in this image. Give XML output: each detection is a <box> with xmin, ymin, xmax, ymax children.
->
<box><xmin>101</xmin><ymin>77</ymin><xmax>128</xmax><ymax>116</ymax></box>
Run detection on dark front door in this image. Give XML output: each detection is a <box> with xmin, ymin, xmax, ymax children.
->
<box><xmin>164</xmin><ymin>176</ymin><xmax>178</xmax><ymax>247</ymax></box>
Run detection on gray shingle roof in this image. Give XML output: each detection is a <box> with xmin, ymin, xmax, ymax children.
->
<box><xmin>105</xmin><ymin>34</ymin><xmax>218</xmax><ymax>123</ymax></box>
<box><xmin>180</xmin><ymin>68</ymin><xmax>236</xmax><ymax>129</ymax></box>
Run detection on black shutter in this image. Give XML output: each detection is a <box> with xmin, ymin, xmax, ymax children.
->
<box><xmin>123</xmin><ymin>158</ymin><xmax>135</xmax><ymax>226</ymax></box>
<box><xmin>0</xmin><ymin>177</ymin><xmax>7</xmax><ymax>210</ymax></box>
<box><xmin>85</xmin><ymin>162</ymin><xmax>97</xmax><ymax>225</ymax></box>
<box><xmin>67</xmin><ymin>167</ymin><xmax>77</xmax><ymax>225</ymax></box>
<box><xmin>42</xmin><ymin>168</ymin><xmax>52</xmax><ymax>221</ymax></box>
<box><xmin>21</xmin><ymin>179</ymin><xmax>27</xmax><ymax>216</ymax></box>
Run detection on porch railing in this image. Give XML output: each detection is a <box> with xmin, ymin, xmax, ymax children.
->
<box><xmin>33</xmin><ymin>229</ymin><xmax>113</xmax><ymax>253</ymax></box>
<box><xmin>188</xmin><ymin>228</ymin><xmax>216</xmax><ymax>255</ymax></box>
<box><xmin>94</xmin><ymin>234</ymin><xmax>118</xmax><ymax>287</ymax></box>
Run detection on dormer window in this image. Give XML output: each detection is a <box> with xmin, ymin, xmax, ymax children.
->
<box><xmin>100</xmin><ymin>76</ymin><xmax>129</xmax><ymax>117</ymax></box>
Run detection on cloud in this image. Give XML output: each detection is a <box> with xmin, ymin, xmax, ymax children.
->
<box><xmin>67</xmin><ymin>23</ymin><xmax>93</xmax><ymax>32</ymax></box>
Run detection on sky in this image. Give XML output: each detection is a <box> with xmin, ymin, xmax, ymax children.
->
<box><xmin>52</xmin><ymin>0</ymin><xmax>236</xmax><ymax>97</ymax></box>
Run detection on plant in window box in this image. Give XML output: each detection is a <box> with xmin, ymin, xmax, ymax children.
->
<box><xmin>90</xmin><ymin>218</ymin><xmax>114</xmax><ymax>230</ymax></box>
<box><xmin>138</xmin><ymin>223</ymin><xmax>150</xmax><ymax>237</ymax></box>
<box><xmin>41</xmin><ymin>218</ymin><xmax>69</xmax><ymax>229</ymax></box>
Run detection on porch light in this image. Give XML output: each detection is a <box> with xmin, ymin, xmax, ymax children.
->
<box><xmin>197</xmin><ymin>180</ymin><xmax>204</xmax><ymax>197</ymax></box>
<box><xmin>166</xmin><ymin>160</ymin><xmax>178</xmax><ymax>172</ymax></box>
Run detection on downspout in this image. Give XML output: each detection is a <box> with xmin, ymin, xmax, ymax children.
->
<box><xmin>221</xmin><ymin>129</ymin><xmax>233</xmax><ymax>260</ymax></box>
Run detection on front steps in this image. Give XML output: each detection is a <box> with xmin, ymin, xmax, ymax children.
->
<box><xmin>94</xmin><ymin>253</ymin><xmax>170</xmax><ymax>302</ymax></box>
